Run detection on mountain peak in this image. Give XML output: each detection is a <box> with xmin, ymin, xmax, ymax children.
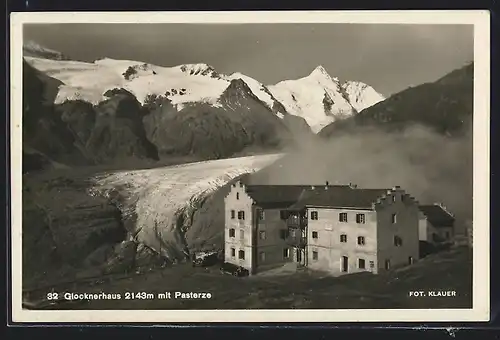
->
<box><xmin>178</xmin><ymin>63</ymin><xmax>218</xmax><ymax>77</ymax></box>
<box><xmin>342</xmin><ymin>80</ymin><xmax>386</xmax><ymax>112</ymax></box>
<box><xmin>23</xmin><ymin>40</ymin><xmax>68</xmax><ymax>60</ymax></box>
<box><xmin>220</xmin><ymin>78</ymin><xmax>257</xmax><ymax>104</ymax></box>
<box><xmin>312</xmin><ymin>65</ymin><xmax>328</xmax><ymax>75</ymax></box>
<box><xmin>308</xmin><ymin>65</ymin><xmax>339</xmax><ymax>83</ymax></box>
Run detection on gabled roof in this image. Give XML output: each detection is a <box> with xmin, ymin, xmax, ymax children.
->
<box><xmin>245</xmin><ymin>184</ymin><xmax>349</xmax><ymax>209</ymax></box>
<box><xmin>289</xmin><ymin>187</ymin><xmax>391</xmax><ymax>210</ymax></box>
<box><xmin>419</xmin><ymin>204</ymin><xmax>455</xmax><ymax>227</ymax></box>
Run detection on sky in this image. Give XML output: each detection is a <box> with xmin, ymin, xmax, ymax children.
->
<box><xmin>23</xmin><ymin>23</ymin><xmax>474</xmax><ymax>96</ymax></box>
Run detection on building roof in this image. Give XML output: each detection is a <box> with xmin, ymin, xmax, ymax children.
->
<box><xmin>245</xmin><ymin>184</ymin><xmax>349</xmax><ymax>209</ymax></box>
<box><xmin>419</xmin><ymin>204</ymin><xmax>455</xmax><ymax>227</ymax></box>
<box><xmin>245</xmin><ymin>185</ymin><xmax>311</xmax><ymax>209</ymax></box>
<box><xmin>288</xmin><ymin>187</ymin><xmax>391</xmax><ymax>210</ymax></box>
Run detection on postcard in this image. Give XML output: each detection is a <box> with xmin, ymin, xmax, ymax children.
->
<box><xmin>9</xmin><ymin>10</ymin><xmax>490</xmax><ymax>323</ymax></box>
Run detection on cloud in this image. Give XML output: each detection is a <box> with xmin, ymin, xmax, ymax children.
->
<box><xmin>251</xmin><ymin>122</ymin><xmax>472</xmax><ymax>232</ymax></box>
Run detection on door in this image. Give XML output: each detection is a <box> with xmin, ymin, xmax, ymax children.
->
<box><xmin>296</xmin><ymin>248</ymin><xmax>302</xmax><ymax>264</ymax></box>
<box><xmin>341</xmin><ymin>256</ymin><xmax>348</xmax><ymax>272</ymax></box>
<box><xmin>385</xmin><ymin>259</ymin><xmax>391</xmax><ymax>270</ymax></box>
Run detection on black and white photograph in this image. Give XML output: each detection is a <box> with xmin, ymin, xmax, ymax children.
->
<box><xmin>10</xmin><ymin>11</ymin><xmax>490</xmax><ymax>323</ymax></box>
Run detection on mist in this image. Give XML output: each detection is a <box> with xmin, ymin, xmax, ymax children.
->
<box><xmin>250</xmin><ymin>123</ymin><xmax>473</xmax><ymax>232</ymax></box>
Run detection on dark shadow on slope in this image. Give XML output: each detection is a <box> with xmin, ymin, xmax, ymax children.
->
<box><xmin>319</xmin><ymin>63</ymin><xmax>473</xmax><ymax>138</ymax></box>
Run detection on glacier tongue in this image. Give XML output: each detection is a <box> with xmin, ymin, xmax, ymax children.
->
<box><xmin>89</xmin><ymin>154</ymin><xmax>283</xmax><ymax>259</ymax></box>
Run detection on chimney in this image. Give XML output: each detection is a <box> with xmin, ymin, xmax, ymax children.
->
<box><xmin>349</xmin><ymin>182</ymin><xmax>357</xmax><ymax>189</ymax></box>
<box><xmin>325</xmin><ymin>181</ymin><xmax>329</xmax><ymax>190</ymax></box>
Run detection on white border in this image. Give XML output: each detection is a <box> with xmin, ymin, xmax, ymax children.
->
<box><xmin>10</xmin><ymin>10</ymin><xmax>490</xmax><ymax>323</ymax></box>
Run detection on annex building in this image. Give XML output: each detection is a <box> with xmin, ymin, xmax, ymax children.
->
<box><xmin>224</xmin><ymin>180</ymin><xmax>432</xmax><ymax>276</ymax></box>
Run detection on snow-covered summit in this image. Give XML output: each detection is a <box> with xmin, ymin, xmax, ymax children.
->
<box><xmin>178</xmin><ymin>63</ymin><xmax>218</xmax><ymax>77</ymax></box>
<box><xmin>24</xmin><ymin>43</ymin><xmax>386</xmax><ymax>134</ymax></box>
<box><xmin>309</xmin><ymin>65</ymin><xmax>339</xmax><ymax>83</ymax></box>
<box><xmin>23</xmin><ymin>40</ymin><xmax>68</xmax><ymax>60</ymax></box>
<box><xmin>225</xmin><ymin>72</ymin><xmax>283</xmax><ymax>115</ymax></box>
<box><xmin>342</xmin><ymin>80</ymin><xmax>385</xmax><ymax>113</ymax></box>
<box><xmin>24</xmin><ymin>56</ymin><xmax>229</xmax><ymax>107</ymax></box>
<box><xmin>267</xmin><ymin>66</ymin><xmax>356</xmax><ymax>133</ymax></box>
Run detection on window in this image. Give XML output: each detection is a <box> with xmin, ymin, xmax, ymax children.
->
<box><xmin>391</xmin><ymin>213</ymin><xmax>397</xmax><ymax>224</ymax></box>
<box><xmin>369</xmin><ymin>261</ymin><xmax>375</xmax><ymax>269</ymax></box>
<box><xmin>289</xmin><ymin>213</ymin><xmax>299</xmax><ymax>222</ymax></box>
<box><xmin>283</xmin><ymin>248</ymin><xmax>289</xmax><ymax>259</ymax></box>
<box><xmin>280</xmin><ymin>210</ymin><xmax>289</xmax><ymax>220</ymax></box>
<box><xmin>229</xmin><ymin>228</ymin><xmax>235</xmax><ymax>237</ymax></box>
<box><xmin>236</xmin><ymin>192</ymin><xmax>239</xmax><ymax>200</ymax></box>
<box><xmin>259</xmin><ymin>252</ymin><xmax>266</xmax><ymax>262</ymax></box>
<box><xmin>312</xmin><ymin>231</ymin><xmax>318</xmax><ymax>239</ymax></box>
<box><xmin>394</xmin><ymin>235</ymin><xmax>403</xmax><ymax>247</ymax></box>
<box><xmin>339</xmin><ymin>212</ymin><xmax>348</xmax><ymax>222</ymax></box>
<box><xmin>259</xmin><ymin>231</ymin><xmax>266</xmax><ymax>240</ymax></box>
<box><xmin>239</xmin><ymin>182</ymin><xmax>243</xmax><ymax>187</ymax></box>
<box><xmin>392</xmin><ymin>195</ymin><xmax>396</xmax><ymax>202</ymax></box>
<box><xmin>280</xmin><ymin>229</ymin><xmax>288</xmax><ymax>240</ymax></box>
<box><xmin>358</xmin><ymin>259</ymin><xmax>366</xmax><ymax>269</ymax></box>
<box><xmin>231</xmin><ymin>248</ymin><xmax>235</xmax><ymax>257</ymax></box>
<box><xmin>312</xmin><ymin>251</ymin><xmax>318</xmax><ymax>260</ymax></box>
<box><xmin>238</xmin><ymin>250</ymin><xmax>245</xmax><ymax>260</ymax></box>
<box><xmin>238</xmin><ymin>211</ymin><xmax>245</xmax><ymax>220</ymax></box>
<box><xmin>289</xmin><ymin>228</ymin><xmax>296</xmax><ymax>238</ymax></box>
<box><xmin>311</xmin><ymin>211</ymin><xmax>318</xmax><ymax>220</ymax></box>
<box><xmin>240</xmin><ymin>229</ymin><xmax>245</xmax><ymax>240</ymax></box>
<box><xmin>257</xmin><ymin>209</ymin><xmax>264</xmax><ymax>221</ymax></box>
<box><xmin>385</xmin><ymin>260</ymin><xmax>391</xmax><ymax>270</ymax></box>
<box><xmin>408</xmin><ymin>256</ymin><xmax>414</xmax><ymax>265</ymax></box>
<box><xmin>230</xmin><ymin>210</ymin><xmax>235</xmax><ymax>219</ymax></box>
<box><xmin>445</xmin><ymin>231</ymin><xmax>450</xmax><ymax>239</ymax></box>
<box><xmin>432</xmin><ymin>233</ymin><xmax>439</xmax><ymax>242</ymax></box>
<box><xmin>356</xmin><ymin>213</ymin><xmax>365</xmax><ymax>224</ymax></box>
<box><xmin>357</xmin><ymin>236</ymin><xmax>365</xmax><ymax>245</ymax></box>
<box><xmin>341</xmin><ymin>256</ymin><xmax>348</xmax><ymax>272</ymax></box>
<box><xmin>340</xmin><ymin>234</ymin><xmax>347</xmax><ymax>243</ymax></box>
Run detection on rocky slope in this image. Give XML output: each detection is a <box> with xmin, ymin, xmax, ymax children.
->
<box><xmin>22</xmin><ymin>59</ymin><xmax>88</xmax><ymax>171</ymax></box>
<box><xmin>22</xmin><ymin>60</ymin><xmax>160</xmax><ymax>172</ymax></box>
<box><xmin>141</xmin><ymin>79</ymin><xmax>304</xmax><ymax>159</ymax></box>
<box><xmin>22</xmin><ymin>168</ymin><xmax>127</xmax><ymax>288</ymax></box>
<box><xmin>319</xmin><ymin>63</ymin><xmax>473</xmax><ymax>137</ymax></box>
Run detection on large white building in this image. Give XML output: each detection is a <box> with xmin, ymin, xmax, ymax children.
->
<box><xmin>224</xmin><ymin>181</ymin><xmax>422</xmax><ymax>276</ymax></box>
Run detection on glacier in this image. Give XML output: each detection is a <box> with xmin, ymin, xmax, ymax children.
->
<box><xmin>88</xmin><ymin>153</ymin><xmax>283</xmax><ymax>260</ymax></box>
<box><xmin>24</xmin><ymin>56</ymin><xmax>230</xmax><ymax>107</ymax></box>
